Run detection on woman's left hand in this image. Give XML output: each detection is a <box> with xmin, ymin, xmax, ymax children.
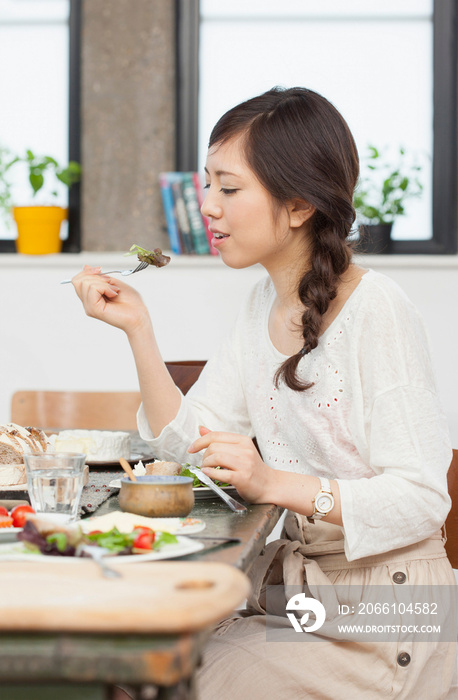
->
<box><xmin>187</xmin><ymin>426</ymin><xmax>273</xmax><ymax>503</ymax></box>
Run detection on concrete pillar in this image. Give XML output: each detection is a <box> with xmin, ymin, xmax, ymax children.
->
<box><xmin>81</xmin><ymin>0</ymin><xmax>175</xmax><ymax>251</ymax></box>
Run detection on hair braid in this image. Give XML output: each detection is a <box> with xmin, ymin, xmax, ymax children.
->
<box><xmin>274</xmin><ymin>221</ymin><xmax>353</xmax><ymax>390</ymax></box>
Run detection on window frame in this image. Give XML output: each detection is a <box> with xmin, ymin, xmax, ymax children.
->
<box><xmin>176</xmin><ymin>0</ymin><xmax>458</xmax><ymax>254</ymax></box>
<box><xmin>0</xmin><ymin>0</ymin><xmax>82</xmax><ymax>253</ymax></box>
<box><xmin>64</xmin><ymin>0</ymin><xmax>82</xmax><ymax>253</ymax></box>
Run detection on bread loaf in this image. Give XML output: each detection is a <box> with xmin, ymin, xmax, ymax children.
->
<box><xmin>0</xmin><ymin>463</ymin><xmax>26</xmax><ymax>486</ymax></box>
<box><xmin>145</xmin><ymin>461</ymin><xmax>182</xmax><ymax>477</ymax></box>
<box><xmin>0</xmin><ymin>423</ymin><xmax>49</xmax><ymax>465</ymax></box>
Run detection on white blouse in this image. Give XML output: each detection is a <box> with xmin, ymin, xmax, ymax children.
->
<box><xmin>138</xmin><ymin>270</ymin><xmax>452</xmax><ymax>561</ymax></box>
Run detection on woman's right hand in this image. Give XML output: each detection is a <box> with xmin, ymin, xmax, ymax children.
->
<box><xmin>71</xmin><ymin>266</ymin><xmax>151</xmax><ymax>336</ymax></box>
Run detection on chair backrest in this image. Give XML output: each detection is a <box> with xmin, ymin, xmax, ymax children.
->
<box><xmin>10</xmin><ymin>361</ymin><xmax>206</xmax><ymax>432</ymax></box>
<box><xmin>445</xmin><ymin>449</ymin><xmax>458</xmax><ymax>568</ymax></box>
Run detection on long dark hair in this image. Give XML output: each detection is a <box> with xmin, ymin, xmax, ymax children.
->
<box><xmin>209</xmin><ymin>86</ymin><xmax>359</xmax><ymax>391</ymax></box>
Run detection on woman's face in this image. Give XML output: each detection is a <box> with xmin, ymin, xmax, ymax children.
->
<box><xmin>202</xmin><ymin>135</ymin><xmax>306</xmax><ymax>272</ymax></box>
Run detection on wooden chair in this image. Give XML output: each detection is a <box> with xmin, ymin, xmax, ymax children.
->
<box><xmin>445</xmin><ymin>449</ymin><xmax>458</xmax><ymax>568</ymax></box>
<box><xmin>10</xmin><ymin>361</ymin><xmax>206</xmax><ymax>432</ymax></box>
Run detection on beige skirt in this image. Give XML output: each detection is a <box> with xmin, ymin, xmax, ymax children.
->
<box><xmin>197</xmin><ymin>512</ymin><xmax>457</xmax><ymax>700</ymax></box>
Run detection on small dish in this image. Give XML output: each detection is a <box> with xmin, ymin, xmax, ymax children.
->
<box><xmin>109</xmin><ymin>478</ymin><xmax>239</xmax><ymax>502</ymax></box>
<box><xmin>119</xmin><ymin>475</ymin><xmax>195</xmax><ymax>518</ymax></box>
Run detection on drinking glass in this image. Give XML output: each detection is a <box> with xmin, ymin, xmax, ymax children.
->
<box><xmin>23</xmin><ymin>452</ymin><xmax>86</xmax><ymax>523</ymax></box>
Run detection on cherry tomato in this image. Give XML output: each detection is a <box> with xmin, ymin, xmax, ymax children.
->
<box><xmin>88</xmin><ymin>530</ymin><xmax>103</xmax><ymax>535</ymax></box>
<box><xmin>0</xmin><ymin>515</ymin><xmax>14</xmax><ymax>528</ymax></box>
<box><xmin>0</xmin><ymin>507</ymin><xmax>8</xmax><ymax>517</ymax></box>
<box><xmin>10</xmin><ymin>504</ymin><xmax>35</xmax><ymax>528</ymax></box>
<box><xmin>133</xmin><ymin>531</ymin><xmax>154</xmax><ymax>550</ymax></box>
<box><xmin>133</xmin><ymin>526</ymin><xmax>155</xmax><ymax>537</ymax></box>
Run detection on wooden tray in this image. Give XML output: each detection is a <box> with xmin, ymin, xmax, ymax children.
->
<box><xmin>0</xmin><ymin>559</ymin><xmax>249</xmax><ymax>634</ymax></box>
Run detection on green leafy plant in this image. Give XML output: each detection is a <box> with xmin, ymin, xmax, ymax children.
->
<box><xmin>0</xmin><ymin>145</ymin><xmax>81</xmax><ymax>228</ymax></box>
<box><xmin>0</xmin><ymin>146</ymin><xmax>18</xmax><ymax>227</ymax></box>
<box><xmin>353</xmin><ymin>145</ymin><xmax>423</xmax><ymax>225</ymax></box>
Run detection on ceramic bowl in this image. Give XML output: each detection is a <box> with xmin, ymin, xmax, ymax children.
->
<box><xmin>118</xmin><ymin>475</ymin><xmax>195</xmax><ymax>517</ymax></box>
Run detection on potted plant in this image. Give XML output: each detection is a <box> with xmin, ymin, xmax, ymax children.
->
<box><xmin>0</xmin><ymin>145</ymin><xmax>81</xmax><ymax>254</ymax></box>
<box><xmin>353</xmin><ymin>145</ymin><xmax>423</xmax><ymax>254</ymax></box>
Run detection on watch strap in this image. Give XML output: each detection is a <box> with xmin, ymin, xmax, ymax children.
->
<box><xmin>319</xmin><ymin>476</ymin><xmax>332</xmax><ymax>494</ymax></box>
<box><xmin>308</xmin><ymin>476</ymin><xmax>334</xmax><ymax>523</ymax></box>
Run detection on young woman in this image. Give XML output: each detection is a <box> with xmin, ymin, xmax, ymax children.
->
<box><xmin>72</xmin><ymin>87</ymin><xmax>455</xmax><ymax>699</ymax></box>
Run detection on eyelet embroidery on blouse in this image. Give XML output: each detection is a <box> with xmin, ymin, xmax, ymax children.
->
<box><xmin>297</xmin><ymin>315</ymin><xmax>350</xmax><ymax>409</ymax></box>
<box><xmin>309</xmin><ymin>365</ymin><xmax>345</xmax><ymax>409</ymax></box>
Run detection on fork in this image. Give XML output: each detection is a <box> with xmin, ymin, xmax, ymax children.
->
<box><xmin>60</xmin><ymin>261</ymin><xmax>149</xmax><ymax>284</ymax></box>
<box><xmin>77</xmin><ymin>544</ymin><xmax>122</xmax><ymax>579</ymax></box>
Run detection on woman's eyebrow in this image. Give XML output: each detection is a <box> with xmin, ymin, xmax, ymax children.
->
<box><xmin>204</xmin><ymin>166</ymin><xmax>241</xmax><ymax>178</ymax></box>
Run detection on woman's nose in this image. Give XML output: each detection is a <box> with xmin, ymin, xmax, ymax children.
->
<box><xmin>201</xmin><ymin>188</ymin><xmax>221</xmax><ymax>219</ymax></box>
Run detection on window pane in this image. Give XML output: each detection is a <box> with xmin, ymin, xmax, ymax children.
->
<box><xmin>0</xmin><ymin>2</ymin><xmax>69</xmax><ymax>240</ymax></box>
<box><xmin>202</xmin><ymin>0</ymin><xmax>432</xmax><ymax>19</ymax></box>
<box><xmin>0</xmin><ymin>0</ymin><xmax>68</xmax><ymax>23</ymax></box>
<box><xmin>199</xmin><ymin>3</ymin><xmax>433</xmax><ymax>241</ymax></box>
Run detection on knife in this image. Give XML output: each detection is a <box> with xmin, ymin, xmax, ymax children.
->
<box><xmin>188</xmin><ymin>466</ymin><xmax>247</xmax><ymax>513</ymax></box>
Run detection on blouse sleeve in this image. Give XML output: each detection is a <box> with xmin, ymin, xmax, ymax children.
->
<box><xmin>137</xmin><ymin>324</ymin><xmax>253</xmax><ymax>465</ymax></box>
<box><xmin>337</xmin><ymin>277</ymin><xmax>452</xmax><ymax>560</ymax></box>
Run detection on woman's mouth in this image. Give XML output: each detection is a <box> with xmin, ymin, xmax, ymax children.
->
<box><xmin>211</xmin><ymin>232</ymin><xmax>230</xmax><ymax>247</ymax></box>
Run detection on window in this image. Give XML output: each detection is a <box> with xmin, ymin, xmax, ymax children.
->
<box><xmin>0</xmin><ymin>0</ymin><xmax>81</xmax><ymax>253</ymax></box>
<box><xmin>176</xmin><ymin>0</ymin><xmax>457</xmax><ymax>254</ymax></box>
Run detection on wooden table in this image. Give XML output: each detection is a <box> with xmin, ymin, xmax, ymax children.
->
<box><xmin>0</xmin><ymin>489</ymin><xmax>284</xmax><ymax>699</ymax></box>
<box><xmin>95</xmin><ymin>489</ymin><xmax>283</xmax><ymax>571</ymax></box>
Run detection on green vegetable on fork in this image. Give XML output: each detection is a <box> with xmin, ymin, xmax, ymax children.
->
<box><xmin>125</xmin><ymin>244</ymin><xmax>171</xmax><ymax>268</ymax></box>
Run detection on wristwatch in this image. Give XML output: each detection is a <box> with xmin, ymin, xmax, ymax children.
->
<box><xmin>308</xmin><ymin>477</ymin><xmax>335</xmax><ymax>522</ymax></box>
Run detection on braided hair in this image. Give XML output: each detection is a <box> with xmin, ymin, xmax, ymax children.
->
<box><xmin>209</xmin><ymin>87</ymin><xmax>359</xmax><ymax>391</ymax></box>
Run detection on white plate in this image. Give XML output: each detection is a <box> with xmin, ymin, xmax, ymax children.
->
<box><xmin>0</xmin><ymin>535</ymin><xmax>204</xmax><ymax>563</ymax></box>
<box><xmin>0</xmin><ymin>527</ymin><xmax>22</xmax><ymax>543</ymax></box>
<box><xmin>82</xmin><ymin>512</ymin><xmax>206</xmax><ymax>535</ymax></box>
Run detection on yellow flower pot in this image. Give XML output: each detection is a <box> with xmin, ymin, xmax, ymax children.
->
<box><xmin>13</xmin><ymin>206</ymin><xmax>68</xmax><ymax>255</ymax></box>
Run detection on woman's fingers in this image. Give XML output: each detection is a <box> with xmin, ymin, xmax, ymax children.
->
<box><xmin>190</xmin><ymin>428</ymin><xmax>269</xmax><ymax>503</ymax></box>
<box><xmin>70</xmin><ymin>266</ymin><xmax>150</xmax><ymax>336</ymax></box>
<box><xmin>86</xmin><ymin>280</ymin><xmax>119</xmax><ymax>307</ymax></box>
<box><xmin>200</xmin><ymin>466</ymin><xmax>235</xmax><ymax>484</ymax></box>
<box><xmin>201</xmin><ymin>443</ymin><xmax>246</xmax><ymax>470</ymax></box>
<box><xmin>188</xmin><ymin>429</ymin><xmax>249</xmax><ymax>454</ymax></box>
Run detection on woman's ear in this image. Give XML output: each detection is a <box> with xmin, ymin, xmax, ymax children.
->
<box><xmin>288</xmin><ymin>200</ymin><xmax>316</xmax><ymax>228</ymax></box>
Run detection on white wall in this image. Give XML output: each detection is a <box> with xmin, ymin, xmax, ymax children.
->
<box><xmin>1</xmin><ymin>253</ymin><xmax>457</xmax><ymax>447</ymax></box>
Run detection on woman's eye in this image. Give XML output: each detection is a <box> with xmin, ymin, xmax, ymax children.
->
<box><xmin>203</xmin><ymin>183</ymin><xmax>210</xmax><ymax>190</ymax></box>
<box><xmin>221</xmin><ymin>188</ymin><xmax>237</xmax><ymax>195</ymax></box>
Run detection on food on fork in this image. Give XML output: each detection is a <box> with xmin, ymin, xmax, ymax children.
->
<box><xmin>50</xmin><ymin>430</ymin><xmax>131</xmax><ymax>462</ymax></box>
<box><xmin>125</xmin><ymin>244</ymin><xmax>171</xmax><ymax>268</ymax></box>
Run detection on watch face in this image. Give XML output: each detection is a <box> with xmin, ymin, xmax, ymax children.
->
<box><xmin>316</xmin><ymin>494</ymin><xmax>333</xmax><ymax>513</ymax></box>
